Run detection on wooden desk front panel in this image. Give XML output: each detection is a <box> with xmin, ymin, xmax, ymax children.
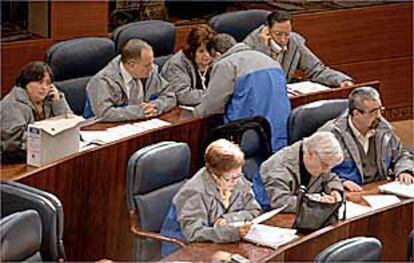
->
<box><xmin>163</xmin><ymin>200</ymin><xmax>413</xmax><ymax>262</ymax></box>
<box><xmin>348</xmin><ymin>202</ymin><xmax>413</xmax><ymax>260</ymax></box>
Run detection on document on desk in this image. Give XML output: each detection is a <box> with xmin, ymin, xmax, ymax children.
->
<box><xmin>228</xmin><ymin>205</ymin><xmax>287</xmax><ymax>227</ymax></box>
<box><xmin>244</xmin><ymin>224</ymin><xmax>298</xmax><ymax>249</ymax></box>
<box><xmin>287</xmin><ymin>81</ymin><xmax>330</xmax><ymax>97</ymax></box>
<box><xmin>80</xmin><ymin>119</ymin><xmax>171</xmax><ymax>150</ymax></box>
<box><xmin>379</xmin><ymin>181</ymin><xmax>414</xmax><ymax>198</ymax></box>
<box><xmin>339</xmin><ymin>201</ymin><xmax>373</xmax><ymax>219</ymax></box>
<box><xmin>80</xmin><ymin>130</ymin><xmax>121</xmax><ymax>145</ymax></box>
<box><xmin>362</xmin><ymin>195</ymin><xmax>400</xmax><ymax>209</ymax></box>
<box><xmin>251</xmin><ymin>204</ymin><xmax>288</xmax><ymax>224</ymax></box>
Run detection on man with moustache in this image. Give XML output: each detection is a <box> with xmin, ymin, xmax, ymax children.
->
<box><xmin>319</xmin><ymin>86</ymin><xmax>414</xmax><ymax>191</ymax></box>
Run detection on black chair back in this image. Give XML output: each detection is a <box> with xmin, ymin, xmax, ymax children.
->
<box><xmin>126</xmin><ymin>141</ymin><xmax>190</xmax><ymax>261</ymax></box>
<box><xmin>315</xmin><ymin>236</ymin><xmax>382</xmax><ymax>262</ymax></box>
<box><xmin>288</xmin><ymin>99</ymin><xmax>348</xmax><ymax>144</ymax></box>
<box><xmin>46</xmin><ymin>37</ymin><xmax>115</xmax><ymax>81</ymax></box>
<box><xmin>0</xmin><ymin>181</ymin><xmax>66</xmax><ymax>261</ymax></box>
<box><xmin>46</xmin><ymin>37</ymin><xmax>115</xmax><ymax>115</ymax></box>
<box><xmin>208</xmin><ymin>9</ymin><xmax>271</xmax><ymax>42</ymax></box>
<box><xmin>55</xmin><ymin>76</ymin><xmax>90</xmax><ymax>115</ymax></box>
<box><xmin>112</xmin><ymin>20</ymin><xmax>176</xmax><ymax>58</ymax></box>
<box><xmin>0</xmin><ymin>210</ymin><xmax>43</xmax><ymax>262</ymax></box>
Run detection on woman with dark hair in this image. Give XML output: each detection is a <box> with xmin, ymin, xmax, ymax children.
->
<box><xmin>1</xmin><ymin>61</ymin><xmax>72</xmax><ymax>162</ymax></box>
<box><xmin>161</xmin><ymin>24</ymin><xmax>216</xmax><ymax>106</ymax></box>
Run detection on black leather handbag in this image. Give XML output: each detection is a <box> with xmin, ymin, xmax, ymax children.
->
<box><xmin>293</xmin><ymin>186</ymin><xmax>345</xmax><ymax>233</ymax></box>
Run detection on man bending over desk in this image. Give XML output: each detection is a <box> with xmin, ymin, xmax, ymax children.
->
<box><xmin>260</xmin><ymin>132</ymin><xmax>344</xmax><ymax>212</ymax></box>
<box><xmin>319</xmin><ymin>86</ymin><xmax>414</xmax><ymax>191</ymax></box>
<box><xmin>84</xmin><ymin>39</ymin><xmax>176</xmax><ymax>122</ymax></box>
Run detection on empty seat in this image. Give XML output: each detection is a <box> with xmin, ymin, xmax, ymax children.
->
<box><xmin>315</xmin><ymin>236</ymin><xmax>382</xmax><ymax>262</ymax></box>
<box><xmin>0</xmin><ymin>210</ymin><xmax>43</xmax><ymax>262</ymax></box>
<box><xmin>1</xmin><ymin>181</ymin><xmax>66</xmax><ymax>261</ymax></box>
<box><xmin>126</xmin><ymin>141</ymin><xmax>190</xmax><ymax>261</ymax></box>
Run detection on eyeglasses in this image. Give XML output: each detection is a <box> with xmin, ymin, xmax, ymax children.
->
<box><xmin>357</xmin><ymin>106</ymin><xmax>385</xmax><ymax>116</ymax></box>
<box><xmin>314</xmin><ymin>151</ymin><xmax>334</xmax><ymax>171</ymax></box>
<box><xmin>270</xmin><ymin>31</ymin><xmax>290</xmax><ymax>38</ymax></box>
<box><xmin>221</xmin><ymin>173</ymin><xmax>243</xmax><ymax>183</ymax></box>
<box><xmin>130</xmin><ymin>60</ymin><xmax>153</xmax><ymax>70</ymax></box>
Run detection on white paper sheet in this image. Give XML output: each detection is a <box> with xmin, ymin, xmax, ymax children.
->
<box><xmin>244</xmin><ymin>224</ymin><xmax>298</xmax><ymax>249</ymax></box>
<box><xmin>339</xmin><ymin>201</ymin><xmax>373</xmax><ymax>219</ymax></box>
<box><xmin>379</xmin><ymin>181</ymin><xmax>414</xmax><ymax>198</ymax></box>
<box><xmin>362</xmin><ymin>195</ymin><xmax>400</xmax><ymax>209</ymax></box>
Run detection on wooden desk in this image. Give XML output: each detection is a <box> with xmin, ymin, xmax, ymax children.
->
<box><xmin>163</xmin><ymin>182</ymin><xmax>413</xmax><ymax>262</ymax></box>
<box><xmin>0</xmin><ymin>82</ymin><xmax>379</xmax><ymax>260</ymax></box>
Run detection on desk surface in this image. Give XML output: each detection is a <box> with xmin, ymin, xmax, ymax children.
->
<box><xmin>163</xmin><ymin>182</ymin><xmax>413</xmax><ymax>262</ymax></box>
<box><xmin>0</xmin><ymin>81</ymin><xmax>383</xmax><ymax>261</ymax></box>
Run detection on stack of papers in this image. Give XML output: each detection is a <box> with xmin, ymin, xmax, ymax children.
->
<box><xmin>339</xmin><ymin>201</ymin><xmax>373</xmax><ymax>219</ymax></box>
<box><xmin>362</xmin><ymin>195</ymin><xmax>400</xmax><ymax>209</ymax></box>
<box><xmin>79</xmin><ymin>119</ymin><xmax>171</xmax><ymax>149</ymax></box>
<box><xmin>287</xmin><ymin>81</ymin><xmax>330</xmax><ymax>97</ymax></box>
<box><xmin>244</xmin><ymin>224</ymin><xmax>298</xmax><ymax>249</ymax></box>
<box><xmin>379</xmin><ymin>181</ymin><xmax>414</xmax><ymax>198</ymax></box>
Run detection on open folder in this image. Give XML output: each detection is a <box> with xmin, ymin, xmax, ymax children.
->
<box><xmin>230</xmin><ymin>205</ymin><xmax>299</xmax><ymax>249</ymax></box>
<box><xmin>243</xmin><ymin>224</ymin><xmax>298</xmax><ymax>249</ymax></box>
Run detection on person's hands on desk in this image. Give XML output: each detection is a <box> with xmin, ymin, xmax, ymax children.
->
<box><xmin>142</xmin><ymin>102</ymin><xmax>157</xmax><ymax>118</ymax></box>
<box><xmin>397</xmin><ymin>172</ymin><xmax>414</xmax><ymax>184</ymax></box>
<box><xmin>339</xmin><ymin>81</ymin><xmax>354</xmax><ymax>88</ymax></box>
<box><xmin>343</xmin><ymin>180</ymin><xmax>363</xmax><ymax>192</ymax></box>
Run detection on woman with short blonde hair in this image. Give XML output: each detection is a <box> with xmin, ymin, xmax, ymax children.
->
<box><xmin>160</xmin><ymin>139</ymin><xmax>261</xmax><ymax>257</ymax></box>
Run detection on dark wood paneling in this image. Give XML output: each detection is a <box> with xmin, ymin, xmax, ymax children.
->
<box><xmin>1</xmin><ymin>39</ymin><xmax>52</xmax><ymax>97</ymax></box>
<box><xmin>335</xmin><ymin>56</ymin><xmax>413</xmax><ymax>110</ymax></box>
<box><xmin>175</xmin><ymin>25</ymin><xmax>196</xmax><ymax>51</ymax></box>
<box><xmin>294</xmin><ymin>3</ymin><xmax>413</xmax><ymax>65</ymax></box>
<box><xmin>51</xmin><ymin>1</ymin><xmax>108</xmax><ymax>40</ymax></box>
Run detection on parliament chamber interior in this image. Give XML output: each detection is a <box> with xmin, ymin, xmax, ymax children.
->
<box><xmin>1</xmin><ymin>1</ymin><xmax>413</xmax><ymax>262</ymax></box>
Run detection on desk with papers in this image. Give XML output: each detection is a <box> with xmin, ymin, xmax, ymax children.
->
<box><xmin>163</xmin><ymin>181</ymin><xmax>413</xmax><ymax>262</ymax></box>
<box><xmin>0</xmin><ymin>81</ymin><xmax>381</xmax><ymax>261</ymax></box>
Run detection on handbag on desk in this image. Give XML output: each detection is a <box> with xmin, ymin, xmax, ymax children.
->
<box><xmin>293</xmin><ymin>185</ymin><xmax>345</xmax><ymax>233</ymax></box>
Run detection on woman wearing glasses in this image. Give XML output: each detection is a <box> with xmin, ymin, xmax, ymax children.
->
<box><xmin>160</xmin><ymin>139</ymin><xmax>261</xmax><ymax>257</ymax></box>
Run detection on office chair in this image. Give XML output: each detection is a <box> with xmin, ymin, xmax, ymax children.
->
<box><xmin>126</xmin><ymin>141</ymin><xmax>190</xmax><ymax>261</ymax></box>
<box><xmin>0</xmin><ymin>181</ymin><xmax>66</xmax><ymax>261</ymax></box>
<box><xmin>112</xmin><ymin>20</ymin><xmax>176</xmax><ymax>69</ymax></box>
<box><xmin>46</xmin><ymin>37</ymin><xmax>116</xmax><ymax>115</ymax></box>
<box><xmin>208</xmin><ymin>9</ymin><xmax>271</xmax><ymax>42</ymax></box>
<box><xmin>287</xmin><ymin>99</ymin><xmax>348</xmax><ymax>144</ymax></box>
<box><xmin>0</xmin><ymin>210</ymin><xmax>43</xmax><ymax>262</ymax></box>
<box><xmin>315</xmin><ymin>236</ymin><xmax>382</xmax><ymax>262</ymax></box>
